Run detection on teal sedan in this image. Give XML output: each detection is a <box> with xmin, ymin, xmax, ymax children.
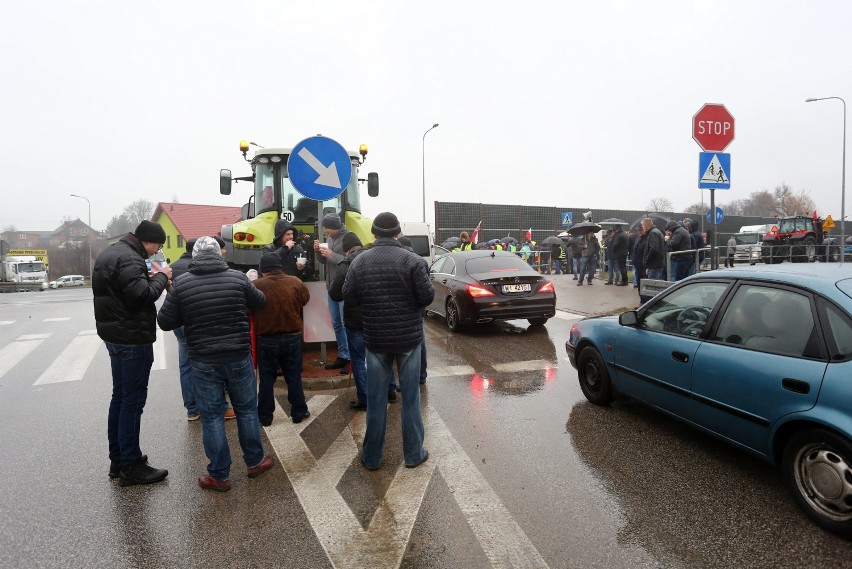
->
<box><xmin>566</xmin><ymin>263</ymin><xmax>852</xmax><ymax>539</ymax></box>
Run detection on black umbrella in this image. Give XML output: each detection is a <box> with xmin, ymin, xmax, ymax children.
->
<box><xmin>499</xmin><ymin>236</ymin><xmax>518</xmax><ymax>244</ymax></box>
<box><xmin>541</xmin><ymin>236</ymin><xmax>564</xmax><ymax>246</ymax></box>
<box><xmin>441</xmin><ymin>236</ymin><xmax>461</xmax><ymax>249</ymax></box>
<box><xmin>567</xmin><ymin>221</ymin><xmax>602</xmax><ymax>236</ymax></box>
<box><xmin>599</xmin><ymin>218</ymin><xmax>628</xmax><ymax>226</ymax></box>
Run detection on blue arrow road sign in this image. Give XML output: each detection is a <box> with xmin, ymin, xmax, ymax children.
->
<box><xmin>706</xmin><ymin>207</ymin><xmax>724</xmax><ymax>224</ymax></box>
<box><xmin>698</xmin><ymin>152</ymin><xmax>731</xmax><ymax>190</ymax></box>
<box><xmin>561</xmin><ymin>212</ymin><xmax>573</xmax><ymax>227</ymax></box>
<box><xmin>287</xmin><ymin>136</ymin><xmax>353</xmax><ymax>201</ymax></box>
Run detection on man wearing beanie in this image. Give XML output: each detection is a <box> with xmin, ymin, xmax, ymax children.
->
<box><xmin>313</xmin><ymin>212</ymin><xmax>352</xmax><ymax>372</ymax></box>
<box><xmin>267</xmin><ymin>220</ymin><xmax>312</xmax><ymax>281</ymax></box>
<box><xmin>329</xmin><ymin>232</ymin><xmax>370</xmax><ymax>410</ymax></box>
<box><xmin>93</xmin><ymin>219</ymin><xmax>173</xmax><ymax>486</ymax></box>
<box><xmin>158</xmin><ymin>236</ymin><xmax>271</xmax><ymax>491</ymax></box>
<box><xmin>343</xmin><ymin>212</ymin><xmax>434</xmax><ymax>470</ymax></box>
<box><xmin>253</xmin><ymin>253</ymin><xmax>311</xmax><ymax>426</ymax></box>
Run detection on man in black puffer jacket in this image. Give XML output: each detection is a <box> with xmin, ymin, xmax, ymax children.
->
<box><xmin>157</xmin><ymin>237</ymin><xmax>271</xmax><ymax>492</ymax></box>
<box><xmin>343</xmin><ymin>212</ymin><xmax>434</xmax><ymax>471</ymax></box>
<box><xmin>93</xmin><ymin>220</ymin><xmax>172</xmax><ymax>487</ymax></box>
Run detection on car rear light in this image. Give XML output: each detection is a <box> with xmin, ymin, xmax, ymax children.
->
<box><xmin>234</xmin><ymin>232</ymin><xmax>246</xmax><ymax>241</ymax></box>
<box><xmin>466</xmin><ymin>284</ymin><xmax>495</xmax><ymax>297</ymax></box>
<box><xmin>538</xmin><ymin>281</ymin><xmax>554</xmax><ymax>293</ymax></box>
<box><xmin>245</xmin><ymin>234</ymin><xmax>254</xmax><ymax>242</ymax></box>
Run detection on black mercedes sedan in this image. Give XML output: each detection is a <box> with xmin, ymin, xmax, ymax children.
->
<box><xmin>426</xmin><ymin>250</ymin><xmax>556</xmax><ymax>331</ymax></box>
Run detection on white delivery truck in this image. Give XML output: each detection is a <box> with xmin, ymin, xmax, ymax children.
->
<box><xmin>733</xmin><ymin>224</ymin><xmax>771</xmax><ymax>265</ymax></box>
<box><xmin>399</xmin><ymin>222</ymin><xmax>434</xmax><ymax>264</ymax></box>
<box><xmin>0</xmin><ymin>255</ymin><xmax>48</xmax><ymax>292</ymax></box>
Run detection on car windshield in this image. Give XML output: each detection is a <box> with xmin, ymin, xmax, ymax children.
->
<box><xmin>17</xmin><ymin>262</ymin><xmax>45</xmax><ymax>273</ymax></box>
<box><xmin>735</xmin><ymin>234</ymin><xmax>759</xmax><ymax>245</ymax></box>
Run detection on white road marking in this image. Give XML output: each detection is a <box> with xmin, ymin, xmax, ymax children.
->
<box><xmin>265</xmin><ymin>396</ymin><xmax>549</xmax><ymax>569</ymax></box>
<box><xmin>0</xmin><ymin>334</ymin><xmax>50</xmax><ymax>379</ymax></box>
<box><xmin>43</xmin><ymin>317</ymin><xmax>70</xmax><ymax>322</ymax></box>
<box><xmin>33</xmin><ymin>332</ymin><xmax>102</xmax><ymax>385</ymax></box>
<box><xmin>492</xmin><ymin>359</ymin><xmax>553</xmax><ymax>373</ymax></box>
<box><xmin>554</xmin><ymin>310</ymin><xmax>585</xmax><ymax>320</ymax></box>
<box><xmin>151</xmin><ymin>328</ymin><xmax>167</xmax><ymax>370</ymax></box>
<box><xmin>0</xmin><ymin>320</ymin><xmax>14</xmax><ymax>325</ymax></box>
<box><xmin>429</xmin><ymin>364</ymin><xmax>475</xmax><ymax>377</ymax></box>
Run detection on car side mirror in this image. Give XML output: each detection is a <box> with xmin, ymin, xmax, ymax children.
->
<box><xmin>619</xmin><ymin>310</ymin><xmax>638</xmax><ymax>326</ymax></box>
<box><xmin>220</xmin><ymin>169</ymin><xmax>232</xmax><ymax>195</ymax></box>
<box><xmin>367</xmin><ymin>172</ymin><xmax>379</xmax><ymax>197</ymax></box>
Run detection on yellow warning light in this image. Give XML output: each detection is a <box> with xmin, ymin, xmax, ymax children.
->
<box><xmin>359</xmin><ymin>144</ymin><xmax>368</xmax><ymax>157</ymax></box>
<box><xmin>239</xmin><ymin>140</ymin><xmax>250</xmax><ymax>152</ymax></box>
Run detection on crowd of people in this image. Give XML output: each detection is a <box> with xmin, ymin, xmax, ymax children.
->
<box><xmin>94</xmin><ymin>213</ymin><xmax>434</xmax><ymax>491</ymax></box>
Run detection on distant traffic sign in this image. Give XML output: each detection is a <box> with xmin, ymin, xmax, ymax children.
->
<box><xmin>693</xmin><ymin>104</ymin><xmax>735</xmax><ymax>151</ymax></box>
<box><xmin>287</xmin><ymin>136</ymin><xmax>352</xmax><ymax>201</ymax></box>
<box><xmin>561</xmin><ymin>212</ymin><xmax>573</xmax><ymax>227</ymax></box>
<box><xmin>707</xmin><ymin>207</ymin><xmax>724</xmax><ymax>224</ymax></box>
<box><xmin>698</xmin><ymin>152</ymin><xmax>731</xmax><ymax>189</ymax></box>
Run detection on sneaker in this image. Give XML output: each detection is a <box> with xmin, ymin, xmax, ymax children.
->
<box><xmin>292</xmin><ymin>411</ymin><xmax>311</xmax><ymax>424</ymax></box>
<box><xmin>405</xmin><ymin>449</ymin><xmax>429</xmax><ymax>469</ymax></box>
<box><xmin>198</xmin><ymin>475</ymin><xmax>231</xmax><ymax>492</ymax></box>
<box><xmin>588</xmin><ymin>281</ymin><xmax>593</xmax><ymax>285</ymax></box>
<box><xmin>577</xmin><ymin>282</ymin><xmax>583</xmax><ymax>286</ymax></box>
<box><xmin>572</xmin><ymin>276</ymin><xmax>578</xmax><ymax>280</ymax></box>
<box><xmin>247</xmin><ymin>456</ymin><xmax>273</xmax><ymax>479</ymax></box>
<box><xmin>119</xmin><ymin>462</ymin><xmax>168</xmax><ymax>486</ymax></box>
<box><xmin>605</xmin><ymin>282</ymin><xmax>613</xmax><ymax>285</ymax></box>
<box><xmin>387</xmin><ymin>391</ymin><xmax>398</xmax><ymax>402</ymax></box>
<box><xmin>324</xmin><ymin>357</ymin><xmax>349</xmax><ymax>370</ymax></box>
<box><xmin>187</xmin><ymin>413</ymin><xmax>200</xmax><ymax>421</ymax></box>
<box><xmin>349</xmin><ymin>401</ymin><xmax>367</xmax><ymax>411</ymax></box>
<box><xmin>109</xmin><ymin>454</ymin><xmax>148</xmax><ymax>479</ymax></box>
<box><xmin>224</xmin><ymin>408</ymin><xmax>236</xmax><ymax>420</ymax></box>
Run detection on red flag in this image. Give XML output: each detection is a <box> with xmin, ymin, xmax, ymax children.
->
<box><xmin>470</xmin><ymin>221</ymin><xmax>482</xmax><ymax>244</ymax></box>
<box><xmin>525</xmin><ymin>227</ymin><xmax>532</xmax><ymax>242</ymax></box>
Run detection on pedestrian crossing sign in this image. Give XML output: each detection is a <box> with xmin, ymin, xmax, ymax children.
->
<box><xmin>562</xmin><ymin>212</ymin><xmax>573</xmax><ymax>227</ymax></box>
<box><xmin>698</xmin><ymin>152</ymin><xmax>731</xmax><ymax>189</ymax></box>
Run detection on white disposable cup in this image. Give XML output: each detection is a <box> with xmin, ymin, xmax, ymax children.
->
<box><xmin>296</xmin><ymin>257</ymin><xmax>306</xmax><ymax>268</ymax></box>
<box><xmin>319</xmin><ymin>243</ymin><xmax>329</xmax><ymax>250</ymax></box>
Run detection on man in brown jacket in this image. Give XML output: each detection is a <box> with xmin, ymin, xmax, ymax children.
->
<box><xmin>254</xmin><ymin>253</ymin><xmax>311</xmax><ymax>426</ymax></box>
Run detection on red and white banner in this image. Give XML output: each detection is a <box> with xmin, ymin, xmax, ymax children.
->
<box><xmin>470</xmin><ymin>221</ymin><xmax>482</xmax><ymax>244</ymax></box>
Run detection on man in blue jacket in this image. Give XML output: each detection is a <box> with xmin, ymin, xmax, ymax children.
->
<box><xmin>343</xmin><ymin>212</ymin><xmax>435</xmax><ymax>470</ymax></box>
<box><xmin>157</xmin><ymin>237</ymin><xmax>270</xmax><ymax>492</ymax></box>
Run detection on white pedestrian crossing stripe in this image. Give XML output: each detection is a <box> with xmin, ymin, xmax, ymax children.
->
<box><xmin>0</xmin><ymin>333</ymin><xmax>50</xmax><ymax>379</ymax></box>
<box><xmin>152</xmin><ymin>328</ymin><xmax>167</xmax><ymax>370</ymax></box>
<box><xmin>429</xmin><ymin>364</ymin><xmax>475</xmax><ymax>377</ymax></box>
<box><xmin>0</xmin><ymin>320</ymin><xmax>14</xmax><ymax>326</ymax></box>
<box><xmin>265</xmin><ymin>395</ymin><xmax>549</xmax><ymax>568</ymax></box>
<box><xmin>492</xmin><ymin>359</ymin><xmax>552</xmax><ymax>373</ymax></box>
<box><xmin>554</xmin><ymin>310</ymin><xmax>585</xmax><ymax>320</ymax></box>
<box><xmin>43</xmin><ymin>317</ymin><xmax>70</xmax><ymax>322</ymax></box>
<box><xmin>34</xmin><ymin>330</ymin><xmax>102</xmax><ymax>385</ymax></box>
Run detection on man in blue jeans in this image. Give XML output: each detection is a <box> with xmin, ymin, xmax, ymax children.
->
<box><xmin>343</xmin><ymin>212</ymin><xmax>434</xmax><ymax>470</ymax></box>
<box><xmin>93</xmin><ymin>220</ymin><xmax>172</xmax><ymax>486</ymax></box>
<box><xmin>158</xmin><ymin>237</ymin><xmax>271</xmax><ymax>492</ymax></box>
<box><xmin>252</xmin><ymin>253</ymin><xmax>311</xmax><ymax>426</ymax></box>
<box><xmin>314</xmin><ymin>213</ymin><xmax>351</xmax><ymax>373</ymax></box>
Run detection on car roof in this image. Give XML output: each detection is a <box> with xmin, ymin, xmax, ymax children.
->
<box><xmin>441</xmin><ymin>250</ymin><xmax>520</xmax><ymax>260</ymax></box>
<box><xmin>688</xmin><ymin>264</ymin><xmax>852</xmax><ymax>304</ymax></box>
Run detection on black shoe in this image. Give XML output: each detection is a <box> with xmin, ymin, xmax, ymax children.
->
<box><xmin>119</xmin><ymin>462</ymin><xmax>168</xmax><ymax>486</ymax></box>
<box><xmin>259</xmin><ymin>416</ymin><xmax>273</xmax><ymax>427</ymax></box>
<box><xmin>340</xmin><ymin>365</ymin><xmax>349</xmax><ymax>375</ymax></box>
<box><xmin>405</xmin><ymin>450</ymin><xmax>429</xmax><ymax>469</ymax></box>
<box><xmin>110</xmin><ymin>454</ymin><xmax>148</xmax><ymax>479</ymax></box>
<box><xmin>324</xmin><ymin>357</ymin><xmax>349</xmax><ymax>370</ymax></box>
<box><xmin>605</xmin><ymin>282</ymin><xmax>613</xmax><ymax>285</ymax></box>
<box><xmin>292</xmin><ymin>411</ymin><xmax>311</xmax><ymax>424</ymax></box>
<box><xmin>577</xmin><ymin>282</ymin><xmax>583</xmax><ymax>286</ymax></box>
<box><xmin>387</xmin><ymin>391</ymin><xmax>398</xmax><ymax>402</ymax></box>
<box><xmin>349</xmin><ymin>401</ymin><xmax>367</xmax><ymax>411</ymax></box>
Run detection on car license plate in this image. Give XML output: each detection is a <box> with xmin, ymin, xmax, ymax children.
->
<box><xmin>502</xmin><ymin>284</ymin><xmax>531</xmax><ymax>293</ymax></box>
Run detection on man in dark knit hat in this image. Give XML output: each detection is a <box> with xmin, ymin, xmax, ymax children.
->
<box><xmin>313</xmin><ymin>212</ymin><xmax>352</xmax><ymax>371</ymax></box>
<box><xmin>93</xmin><ymin>219</ymin><xmax>173</xmax><ymax>486</ymax></box>
<box><xmin>267</xmin><ymin>220</ymin><xmax>312</xmax><ymax>281</ymax></box>
<box><xmin>343</xmin><ymin>212</ymin><xmax>434</xmax><ymax>470</ymax></box>
<box><xmin>253</xmin><ymin>253</ymin><xmax>311</xmax><ymax>426</ymax></box>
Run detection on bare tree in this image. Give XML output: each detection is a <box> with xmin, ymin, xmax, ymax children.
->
<box><xmin>646</xmin><ymin>197</ymin><xmax>673</xmax><ymax>211</ymax></box>
<box><xmin>123</xmin><ymin>199</ymin><xmax>155</xmax><ymax>226</ymax></box>
<box><xmin>773</xmin><ymin>183</ymin><xmax>815</xmax><ymax>216</ymax></box>
<box><xmin>740</xmin><ymin>190</ymin><xmax>776</xmax><ymax>216</ymax></box>
<box><xmin>105</xmin><ymin>214</ymin><xmax>134</xmax><ymax>237</ymax></box>
<box><xmin>684</xmin><ymin>202</ymin><xmax>706</xmax><ymax>215</ymax></box>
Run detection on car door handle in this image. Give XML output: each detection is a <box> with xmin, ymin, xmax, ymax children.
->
<box><xmin>671</xmin><ymin>351</ymin><xmax>689</xmax><ymax>363</ymax></box>
<box><xmin>781</xmin><ymin>378</ymin><xmax>810</xmax><ymax>395</ymax></box>
<box><xmin>442</xmin><ymin>279</ymin><xmax>448</xmax><ymax>284</ymax></box>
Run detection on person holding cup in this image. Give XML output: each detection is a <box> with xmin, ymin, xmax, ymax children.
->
<box><xmin>314</xmin><ymin>213</ymin><xmax>352</xmax><ymax>371</ymax></box>
<box><xmin>266</xmin><ymin>220</ymin><xmax>312</xmax><ymax>281</ymax></box>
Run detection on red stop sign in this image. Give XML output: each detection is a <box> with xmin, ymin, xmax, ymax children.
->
<box><xmin>692</xmin><ymin>103</ymin><xmax>735</xmax><ymax>151</ymax></box>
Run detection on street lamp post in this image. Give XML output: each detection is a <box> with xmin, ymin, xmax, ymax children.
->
<box><xmin>806</xmin><ymin>96</ymin><xmax>846</xmax><ymax>265</ymax></box>
<box><xmin>70</xmin><ymin>194</ymin><xmax>92</xmax><ymax>278</ymax></box>
<box><xmin>422</xmin><ymin>123</ymin><xmax>439</xmax><ymax>223</ymax></box>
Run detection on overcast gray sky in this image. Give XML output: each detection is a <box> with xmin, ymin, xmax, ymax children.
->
<box><xmin>3</xmin><ymin>1</ymin><xmax>851</xmax><ymax>232</ymax></box>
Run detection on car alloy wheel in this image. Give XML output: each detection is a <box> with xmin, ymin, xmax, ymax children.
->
<box><xmin>445</xmin><ymin>298</ymin><xmax>461</xmax><ymax>331</ymax></box>
<box><xmin>783</xmin><ymin>428</ymin><xmax>852</xmax><ymax>538</ymax></box>
<box><xmin>576</xmin><ymin>347</ymin><xmax>612</xmax><ymax>406</ymax></box>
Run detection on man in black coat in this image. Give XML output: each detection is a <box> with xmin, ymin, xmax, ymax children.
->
<box><xmin>157</xmin><ymin>237</ymin><xmax>270</xmax><ymax>491</ymax></box>
<box><xmin>343</xmin><ymin>212</ymin><xmax>434</xmax><ymax>470</ymax></box>
<box><xmin>605</xmin><ymin>225</ymin><xmax>629</xmax><ymax>286</ymax></box>
<box><xmin>266</xmin><ymin>220</ymin><xmax>312</xmax><ymax>281</ymax></box>
<box><xmin>93</xmin><ymin>220</ymin><xmax>172</xmax><ymax>486</ymax></box>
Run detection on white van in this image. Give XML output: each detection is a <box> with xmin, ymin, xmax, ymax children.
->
<box><xmin>399</xmin><ymin>222</ymin><xmax>434</xmax><ymax>264</ymax></box>
<box><xmin>50</xmin><ymin>275</ymin><xmax>85</xmax><ymax>289</ymax></box>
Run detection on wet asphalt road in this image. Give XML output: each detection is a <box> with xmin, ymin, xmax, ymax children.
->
<box><xmin>1</xmin><ymin>283</ymin><xmax>851</xmax><ymax>568</ymax></box>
